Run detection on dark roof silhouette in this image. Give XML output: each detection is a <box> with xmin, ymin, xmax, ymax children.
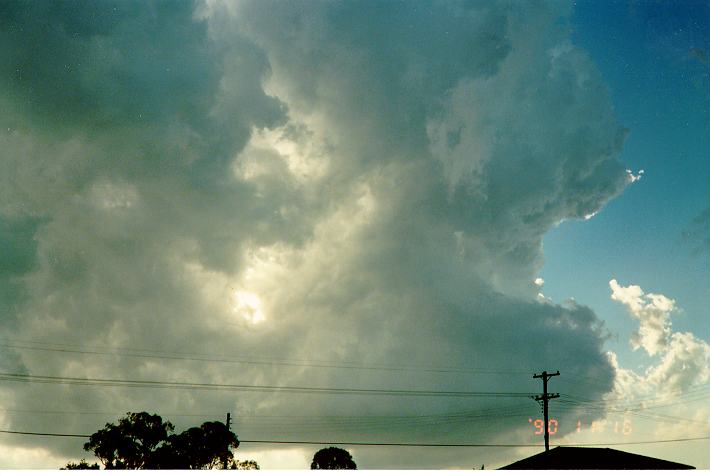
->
<box><xmin>499</xmin><ymin>447</ymin><xmax>694</xmax><ymax>470</ymax></box>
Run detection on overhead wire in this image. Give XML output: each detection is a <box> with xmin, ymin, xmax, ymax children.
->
<box><xmin>2</xmin><ymin>428</ymin><xmax>710</xmax><ymax>449</ymax></box>
<box><xmin>0</xmin><ymin>372</ymin><xmax>534</xmax><ymax>398</ymax></box>
<box><xmin>0</xmin><ymin>338</ymin><xmax>534</xmax><ymax>376</ymax></box>
<box><xmin>5</xmin><ymin>340</ymin><xmax>710</xmax><ymax>446</ymax></box>
<box><xmin>0</xmin><ymin>407</ymin><xmax>224</xmax><ymax>418</ymax></box>
<box><xmin>0</xmin><ymin>401</ymin><xmax>539</xmax><ymax>435</ymax></box>
<box><xmin>230</xmin><ymin>408</ymin><xmax>537</xmax><ymax>433</ymax></box>
<box><xmin>0</xmin><ymin>370</ymin><xmax>707</xmax><ymax>451</ymax></box>
<box><xmin>562</xmin><ymin>387</ymin><xmax>710</xmax><ymax>414</ymax></box>
<box><xmin>550</xmin><ymin>394</ymin><xmax>710</xmax><ymax>438</ymax></box>
<box><xmin>564</xmin><ymin>379</ymin><xmax>710</xmax><ymax>408</ymax></box>
<box><xmin>1</xmin><ymin>369</ymin><xmax>703</xmax><ymax>440</ymax></box>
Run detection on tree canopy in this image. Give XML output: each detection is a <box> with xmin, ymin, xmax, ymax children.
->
<box><xmin>83</xmin><ymin>412</ymin><xmax>174</xmax><ymax>469</ymax></box>
<box><xmin>311</xmin><ymin>447</ymin><xmax>357</xmax><ymax>470</ymax></box>
<box><xmin>65</xmin><ymin>412</ymin><xmax>244</xmax><ymax>470</ymax></box>
<box><xmin>151</xmin><ymin>420</ymin><xmax>239</xmax><ymax>469</ymax></box>
<box><xmin>61</xmin><ymin>459</ymin><xmax>100</xmax><ymax>470</ymax></box>
<box><xmin>236</xmin><ymin>459</ymin><xmax>260</xmax><ymax>470</ymax></box>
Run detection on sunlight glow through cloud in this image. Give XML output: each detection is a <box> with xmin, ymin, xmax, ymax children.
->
<box><xmin>233</xmin><ymin>290</ymin><xmax>266</xmax><ymax>324</ymax></box>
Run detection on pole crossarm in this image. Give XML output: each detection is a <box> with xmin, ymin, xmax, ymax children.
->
<box><xmin>534</xmin><ymin>393</ymin><xmax>559</xmax><ymax>401</ymax></box>
<box><xmin>533</xmin><ymin>371</ymin><xmax>560</xmax><ymax>380</ymax></box>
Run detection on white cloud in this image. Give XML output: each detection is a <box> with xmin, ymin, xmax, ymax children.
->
<box><xmin>626</xmin><ymin>169</ymin><xmax>644</xmax><ymax>183</ymax></box>
<box><xmin>235</xmin><ymin>447</ymin><xmax>311</xmax><ymax>470</ymax></box>
<box><xmin>605</xmin><ymin>350</ymin><xmax>651</xmax><ymax>401</ymax></box>
<box><xmin>0</xmin><ymin>1</ymin><xmax>634</xmax><ymax>468</ymax></box>
<box><xmin>610</xmin><ymin>279</ymin><xmax>674</xmax><ymax>355</ymax></box>
<box><xmin>602</xmin><ymin>281</ymin><xmax>710</xmax><ymax>469</ymax></box>
<box><xmin>610</xmin><ymin>280</ymin><xmax>710</xmax><ymax>396</ymax></box>
<box><xmin>645</xmin><ymin>332</ymin><xmax>710</xmax><ymax>392</ymax></box>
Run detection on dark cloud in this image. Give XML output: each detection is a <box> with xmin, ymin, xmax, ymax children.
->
<box><xmin>1</xmin><ymin>1</ymin><xmax>215</xmax><ymax>128</ymax></box>
<box><xmin>0</xmin><ymin>215</ymin><xmax>40</xmax><ymax>343</ymax></box>
<box><xmin>0</xmin><ymin>0</ymin><xmax>630</xmax><ymax>468</ymax></box>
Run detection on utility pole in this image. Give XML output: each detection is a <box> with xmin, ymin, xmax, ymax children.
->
<box><xmin>224</xmin><ymin>412</ymin><xmax>231</xmax><ymax>469</ymax></box>
<box><xmin>533</xmin><ymin>371</ymin><xmax>559</xmax><ymax>452</ymax></box>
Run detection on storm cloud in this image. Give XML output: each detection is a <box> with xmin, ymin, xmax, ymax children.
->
<box><xmin>0</xmin><ymin>0</ymin><xmax>630</xmax><ymax>468</ymax></box>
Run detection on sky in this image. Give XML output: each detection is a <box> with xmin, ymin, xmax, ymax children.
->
<box><xmin>0</xmin><ymin>0</ymin><xmax>708</xmax><ymax>470</ymax></box>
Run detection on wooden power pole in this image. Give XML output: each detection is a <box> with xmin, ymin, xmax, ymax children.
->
<box><xmin>533</xmin><ymin>371</ymin><xmax>559</xmax><ymax>452</ymax></box>
<box><xmin>224</xmin><ymin>412</ymin><xmax>232</xmax><ymax>469</ymax></box>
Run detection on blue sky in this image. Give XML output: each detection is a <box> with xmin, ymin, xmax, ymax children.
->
<box><xmin>540</xmin><ymin>1</ymin><xmax>709</xmax><ymax>465</ymax></box>
<box><xmin>545</xmin><ymin>0</ymin><xmax>709</xmax><ymax>349</ymax></box>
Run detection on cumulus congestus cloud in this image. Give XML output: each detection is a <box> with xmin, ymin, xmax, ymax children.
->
<box><xmin>0</xmin><ymin>0</ymin><xmax>630</xmax><ymax>468</ymax></box>
<box><xmin>609</xmin><ymin>280</ymin><xmax>710</xmax><ymax>398</ymax></box>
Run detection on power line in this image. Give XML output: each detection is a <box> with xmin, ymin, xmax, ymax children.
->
<box><xmin>240</xmin><ymin>440</ymin><xmax>542</xmax><ymax>447</ymax></box>
<box><xmin>0</xmin><ymin>402</ymin><xmax>533</xmax><ymax>419</ymax></box>
<box><xmin>0</xmin><ymin>429</ymin><xmax>541</xmax><ymax>446</ymax></box>
<box><xmin>566</xmin><ymin>435</ymin><xmax>710</xmax><ymax>446</ymax></box>
<box><xmin>0</xmin><ymin>429</ymin><xmax>88</xmax><ymax>438</ymax></box>
<box><xmin>243</xmin><ymin>436</ymin><xmax>710</xmax><ymax>447</ymax></box>
<box><xmin>561</xmin><ymin>389</ymin><xmax>710</xmax><ymax>415</ymax></box>
<box><xmin>3</xmin><ymin>429</ymin><xmax>710</xmax><ymax>448</ymax></box>
<box><xmin>564</xmin><ymin>380</ymin><xmax>710</xmax><ymax>409</ymax></box>
<box><xmin>0</xmin><ymin>372</ymin><xmax>534</xmax><ymax>398</ymax></box>
<box><xmin>231</xmin><ymin>411</ymin><xmax>535</xmax><ymax>433</ymax></box>
<box><xmin>6</xmin><ymin>377</ymin><xmax>701</xmax><ymax>431</ymax></box>
<box><xmin>528</xmin><ymin>398</ymin><xmax>710</xmax><ymax>437</ymax></box>
<box><xmin>0</xmin><ymin>403</ymin><xmax>538</xmax><ymax>434</ymax></box>
<box><xmin>0</xmin><ymin>339</ymin><xmax>533</xmax><ymax>376</ymax></box>
<box><xmin>0</xmin><ymin>408</ymin><xmax>224</xmax><ymax>418</ymax></box>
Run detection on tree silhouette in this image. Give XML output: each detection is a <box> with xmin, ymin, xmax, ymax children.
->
<box><xmin>61</xmin><ymin>459</ymin><xmax>99</xmax><ymax>470</ymax></box>
<box><xmin>310</xmin><ymin>447</ymin><xmax>357</xmax><ymax>469</ymax></box>
<box><xmin>151</xmin><ymin>420</ymin><xmax>239</xmax><ymax>469</ymax></box>
<box><xmin>83</xmin><ymin>412</ymin><xmax>173</xmax><ymax>469</ymax></box>
<box><xmin>235</xmin><ymin>459</ymin><xmax>260</xmax><ymax>470</ymax></box>
<box><xmin>65</xmin><ymin>411</ymin><xmax>245</xmax><ymax>470</ymax></box>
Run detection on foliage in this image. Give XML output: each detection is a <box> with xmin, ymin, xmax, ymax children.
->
<box><xmin>235</xmin><ymin>459</ymin><xmax>260</xmax><ymax>470</ymax></box>
<box><xmin>310</xmin><ymin>447</ymin><xmax>357</xmax><ymax>470</ymax></box>
<box><xmin>61</xmin><ymin>459</ymin><xmax>100</xmax><ymax>470</ymax></box>
<box><xmin>83</xmin><ymin>412</ymin><xmax>174</xmax><ymax>469</ymax></box>
<box><xmin>151</xmin><ymin>420</ymin><xmax>239</xmax><ymax>469</ymax></box>
<box><xmin>63</xmin><ymin>411</ymin><xmax>245</xmax><ymax>470</ymax></box>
